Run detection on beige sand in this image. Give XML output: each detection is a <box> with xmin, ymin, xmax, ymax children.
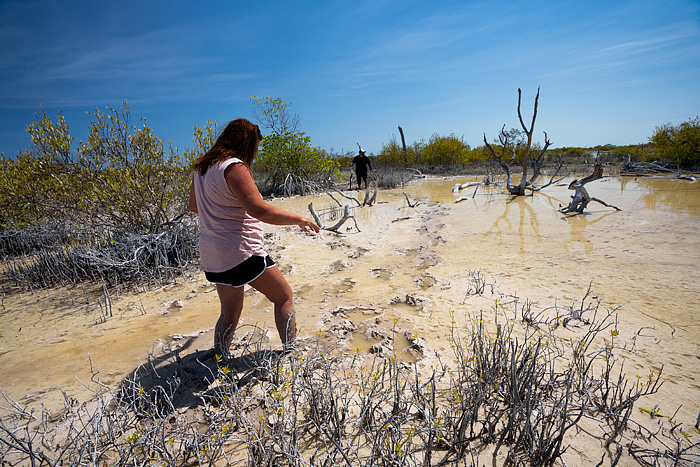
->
<box><xmin>1</xmin><ymin>174</ymin><xmax>698</xmax><ymax>464</ymax></box>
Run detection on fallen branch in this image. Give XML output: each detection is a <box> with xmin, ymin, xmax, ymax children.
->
<box><xmin>454</xmin><ymin>184</ymin><xmax>481</xmax><ymax>203</ymax></box>
<box><xmin>452</xmin><ymin>182</ymin><xmax>480</xmax><ymax>194</ymax></box>
<box><xmin>328</xmin><ymin>186</ymin><xmax>362</xmax><ymax>207</ymax></box>
<box><xmin>560</xmin><ymin>164</ymin><xmax>621</xmax><ymax>214</ymax></box>
<box><xmin>402</xmin><ymin>192</ymin><xmax>421</xmax><ymax>208</ymax></box>
<box><xmin>308</xmin><ymin>203</ymin><xmax>359</xmax><ymax>232</ymax></box>
<box><xmin>406</xmin><ymin>168</ymin><xmax>426</xmax><ymax>178</ymax></box>
<box><xmin>621</xmin><ymin>157</ymin><xmax>677</xmax><ymax>176</ymax></box>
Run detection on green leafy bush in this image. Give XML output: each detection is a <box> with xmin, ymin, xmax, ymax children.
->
<box><xmin>0</xmin><ymin>101</ymin><xmax>213</xmax><ymax>233</ymax></box>
<box><xmin>250</xmin><ymin>96</ymin><xmax>339</xmax><ymax>194</ymax></box>
<box><xmin>376</xmin><ymin>133</ymin><xmax>478</xmax><ymax>167</ymax></box>
<box><xmin>650</xmin><ymin>116</ymin><xmax>700</xmax><ymax>166</ymax></box>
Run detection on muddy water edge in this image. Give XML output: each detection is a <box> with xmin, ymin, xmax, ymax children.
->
<box><xmin>1</xmin><ymin>174</ymin><xmax>699</xmax><ymax>440</ymax></box>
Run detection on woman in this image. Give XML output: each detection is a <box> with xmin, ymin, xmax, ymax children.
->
<box><xmin>189</xmin><ymin>118</ymin><xmax>320</xmax><ymax>356</ymax></box>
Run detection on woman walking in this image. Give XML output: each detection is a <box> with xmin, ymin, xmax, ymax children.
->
<box><xmin>189</xmin><ymin>118</ymin><xmax>320</xmax><ymax>356</ymax></box>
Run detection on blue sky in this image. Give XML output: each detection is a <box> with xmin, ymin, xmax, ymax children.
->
<box><xmin>1</xmin><ymin>0</ymin><xmax>699</xmax><ymax>158</ymax></box>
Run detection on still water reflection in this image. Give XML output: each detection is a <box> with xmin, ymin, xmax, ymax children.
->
<box><xmin>1</xmin><ymin>175</ymin><xmax>699</xmax><ymax>422</ymax></box>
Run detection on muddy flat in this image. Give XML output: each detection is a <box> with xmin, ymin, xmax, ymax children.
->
<box><xmin>1</xmin><ymin>174</ymin><xmax>698</xmax><ymax>465</ymax></box>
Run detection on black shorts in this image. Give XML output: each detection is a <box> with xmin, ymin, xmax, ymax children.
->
<box><xmin>205</xmin><ymin>255</ymin><xmax>275</xmax><ymax>288</ymax></box>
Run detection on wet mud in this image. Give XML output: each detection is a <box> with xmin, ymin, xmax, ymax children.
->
<box><xmin>1</xmin><ymin>175</ymin><xmax>699</xmax><ymax>447</ymax></box>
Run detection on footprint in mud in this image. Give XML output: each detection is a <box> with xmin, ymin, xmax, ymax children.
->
<box><xmin>348</xmin><ymin>247</ymin><xmax>369</xmax><ymax>259</ymax></box>
<box><xmin>414</xmin><ymin>273</ymin><xmax>437</xmax><ymax>290</ymax></box>
<box><xmin>394</xmin><ymin>246</ymin><xmax>424</xmax><ymax>259</ymax></box>
<box><xmin>320</xmin><ymin>307</ymin><xmax>424</xmax><ymax>363</ymax></box>
<box><xmin>294</xmin><ymin>284</ymin><xmax>313</xmax><ymax>297</ymax></box>
<box><xmin>332</xmin><ymin>278</ymin><xmax>356</xmax><ymax>296</ymax></box>
<box><xmin>326</xmin><ymin>240</ymin><xmax>346</xmax><ymax>250</ymax></box>
<box><xmin>430</xmin><ymin>235</ymin><xmax>447</xmax><ymax>247</ymax></box>
<box><xmin>417</xmin><ymin>254</ymin><xmax>439</xmax><ymax>270</ymax></box>
<box><xmin>161</xmin><ymin>300</ymin><xmax>184</xmax><ymax>315</ymax></box>
<box><xmin>326</xmin><ymin>259</ymin><xmax>352</xmax><ymax>273</ymax></box>
<box><xmin>394</xmin><ymin>247</ymin><xmax>438</xmax><ymax>271</ymax></box>
<box><xmin>389</xmin><ymin>293</ymin><xmax>433</xmax><ymax>315</ymax></box>
<box><xmin>370</xmin><ymin>268</ymin><xmax>394</xmax><ymax>280</ymax></box>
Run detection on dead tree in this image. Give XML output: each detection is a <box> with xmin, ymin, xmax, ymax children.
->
<box><xmin>484</xmin><ymin>88</ymin><xmax>562</xmax><ymax>195</ymax></box>
<box><xmin>559</xmin><ymin>163</ymin><xmax>621</xmax><ymax>214</ymax></box>
<box><xmin>398</xmin><ymin>125</ymin><xmax>408</xmax><ymax>165</ymax></box>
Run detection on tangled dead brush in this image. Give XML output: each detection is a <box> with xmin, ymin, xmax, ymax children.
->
<box><xmin>1</xmin><ymin>221</ymin><xmax>199</xmax><ymax>294</ymax></box>
<box><xmin>1</xmin><ymin>291</ymin><xmax>699</xmax><ymax>466</ymax></box>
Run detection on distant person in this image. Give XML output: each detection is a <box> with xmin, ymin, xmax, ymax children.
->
<box><xmin>189</xmin><ymin>118</ymin><xmax>320</xmax><ymax>356</ymax></box>
<box><xmin>351</xmin><ymin>148</ymin><xmax>373</xmax><ymax>189</ymax></box>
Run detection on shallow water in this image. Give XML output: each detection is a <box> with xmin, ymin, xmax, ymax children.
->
<box><xmin>1</xmin><ymin>174</ymin><xmax>699</xmax><ymax>426</ymax></box>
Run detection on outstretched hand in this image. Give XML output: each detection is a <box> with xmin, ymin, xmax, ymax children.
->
<box><xmin>298</xmin><ymin>217</ymin><xmax>321</xmax><ymax>233</ymax></box>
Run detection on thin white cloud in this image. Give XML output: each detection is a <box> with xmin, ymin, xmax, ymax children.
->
<box><xmin>602</xmin><ymin>22</ymin><xmax>699</xmax><ymax>53</ymax></box>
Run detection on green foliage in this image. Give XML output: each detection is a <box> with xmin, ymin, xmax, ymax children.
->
<box><xmin>650</xmin><ymin>117</ymin><xmax>700</xmax><ymax>165</ymax></box>
<box><xmin>465</xmin><ymin>146</ymin><xmax>490</xmax><ymax>163</ymax></box>
<box><xmin>249</xmin><ymin>96</ymin><xmax>338</xmax><ymax>194</ymax></box>
<box><xmin>377</xmin><ymin>133</ymin><xmax>477</xmax><ymax>167</ymax></box>
<box><xmin>376</xmin><ymin>135</ymin><xmax>408</xmax><ymax>166</ymax></box>
<box><xmin>255</xmin><ymin>132</ymin><xmax>329</xmax><ymax>176</ymax></box>
<box><xmin>422</xmin><ymin>133</ymin><xmax>472</xmax><ymax>165</ymax></box>
<box><xmin>0</xmin><ymin>101</ymin><xmax>214</xmax><ymax>232</ymax></box>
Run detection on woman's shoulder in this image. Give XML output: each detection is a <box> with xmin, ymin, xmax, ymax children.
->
<box><xmin>215</xmin><ymin>157</ymin><xmax>243</xmax><ymax>167</ymax></box>
<box><xmin>211</xmin><ymin>157</ymin><xmax>244</xmax><ymax>173</ymax></box>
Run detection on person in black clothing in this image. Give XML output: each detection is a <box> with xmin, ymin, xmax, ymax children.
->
<box><xmin>350</xmin><ymin>149</ymin><xmax>373</xmax><ymax>189</ymax></box>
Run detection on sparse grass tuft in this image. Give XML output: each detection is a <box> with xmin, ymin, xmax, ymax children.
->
<box><xmin>2</xmin><ymin>289</ymin><xmax>697</xmax><ymax>466</ymax></box>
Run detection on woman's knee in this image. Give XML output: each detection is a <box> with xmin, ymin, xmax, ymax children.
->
<box><xmin>272</xmin><ymin>283</ymin><xmax>293</xmax><ymax>308</ymax></box>
<box><xmin>251</xmin><ymin>267</ymin><xmax>293</xmax><ymax>306</ymax></box>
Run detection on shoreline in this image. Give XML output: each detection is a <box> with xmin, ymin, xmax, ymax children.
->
<box><xmin>1</xmin><ymin>173</ymin><xmax>699</xmax><ymax>465</ymax></box>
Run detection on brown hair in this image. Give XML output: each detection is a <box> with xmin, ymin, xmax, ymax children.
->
<box><xmin>192</xmin><ymin>118</ymin><xmax>263</xmax><ymax>175</ymax></box>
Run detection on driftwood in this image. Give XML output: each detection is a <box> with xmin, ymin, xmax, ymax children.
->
<box><xmin>402</xmin><ymin>192</ymin><xmax>421</xmax><ymax>208</ymax></box>
<box><xmin>328</xmin><ymin>187</ymin><xmax>361</xmax><ymax>207</ymax></box>
<box><xmin>309</xmin><ymin>183</ymin><xmax>377</xmax><ymax>233</ymax></box>
<box><xmin>622</xmin><ymin>155</ymin><xmax>698</xmax><ymax>181</ymax></box>
<box><xmin>308</xmin><ymin>202</ymin><xmax>359</xmax><ymax>232</ymax></box>
<box><xmin>406</xmin><ymin>168</ymin><xmax>426</xmax><ymax>178</ymax></box>
<box><xmin>452</xmin><ymin>181</ymin><xmax>480</xmax><ymax>193</ymax></box>
<box><xmin>559</xmin><ymin>164</ymin><xmax>621</xmax><ymax>214</ymax></box>
<box><xmin>326</xmin><ymin>182</ymin><xmax>377</xmax><ymax>207</ymax></box>
<box><xmin>454</xmin><ymin>183</ymin><xmax>480</xmax><ymax>203</ymax></box>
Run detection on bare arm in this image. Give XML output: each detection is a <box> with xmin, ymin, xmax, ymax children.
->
<box><xmin>189</xmin><ymin>180</ymin><xmax>198</xmax><ymax>214</ymax></box>
<box><xmin>225</xmin><ymin>163</ymin><xmax>320</xmax><ymax>233</ymax></box>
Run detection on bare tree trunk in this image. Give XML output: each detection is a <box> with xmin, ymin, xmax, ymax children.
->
<box><xmin>483</xmin><ymin>126</ymin><xmax>516</xmax><ymax>192</ymax></box>
<box><xmin>398</xmin><ymin>125</ymin><xmax>408</xmax><ymax>165</ymax></box>
<box><xmin>484</xmin><ymin>88</ymin><xmax>556</xmax><ymax>195</ymax></box>
<box><xmin>516</xmin><ymin>88</ymin><xmax>539</xmax><ymax>195</ymax></box>
<box><xmin>560</xmin><ymin>164</ymin><xmax>622</xmax><ymax>214</ymax></box>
